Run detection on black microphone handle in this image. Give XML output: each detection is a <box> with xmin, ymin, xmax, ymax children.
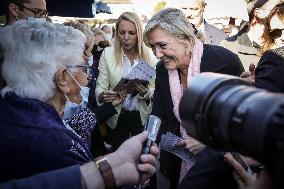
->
<box><xmin>142</xmin><ymin>139</ymin><xmax>153</xmax><ymax>154</ymax></box>
<box><xmin>136</xmin><ymin>139</ymin><xmax>154</xmax><ymax>188</ymax></box>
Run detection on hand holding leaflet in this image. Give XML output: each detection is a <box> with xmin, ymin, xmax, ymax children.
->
<box><xmin>160</xmin><ymin>132</ymin><xmax>196</xmax><ymax>166</ymax></box>
<box><xmin>114</xmin><ymin>61</ymin><xmax>155</xmax><ymax>94</ymax></box>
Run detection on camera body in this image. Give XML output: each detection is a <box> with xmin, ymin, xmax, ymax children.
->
<box><xmin>179</xmin><ymin>73</ymin><xmax>284</xmax><ymax>187</ymax></box>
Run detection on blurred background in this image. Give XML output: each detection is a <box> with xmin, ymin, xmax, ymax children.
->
<box><xmin>0</xmin><ymin>0</ymin><xmax>252</xmax><ymax>36</ymax></box>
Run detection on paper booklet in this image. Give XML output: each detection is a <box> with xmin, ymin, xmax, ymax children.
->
<box><xmin>160</xmin><ymin>132</ymin><xmax>196</xmax><ymax>165</ymax></box>
<box><xmin>114</xmin><ymin>61</ymin><xmax>155</xmax><ymax>94</ymax></box>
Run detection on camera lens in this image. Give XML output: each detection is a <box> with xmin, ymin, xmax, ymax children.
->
<box><xmin>179</xmin><ymin>72</ymin><xmax>284</xmax><ymax>161</ymax></box>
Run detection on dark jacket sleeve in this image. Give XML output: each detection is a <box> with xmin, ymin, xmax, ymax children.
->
<box><xmin>89</xmin><ymin>103</ymin><xmax>117</xmax><ymax>126</ymax></box>
<box><xmin>0</xmin><ymin>165</ymin><xmax>81</xmax><ymax>189</ymax></box>
<box><xmin>254</xmin><ymin>50</ymin><xmax>284</xmax><ymax>93</ymax></box>
<box><xmin>151</xmin><ymin>62</ymin><xmax>168</xmax><ymax>144</ymax></box>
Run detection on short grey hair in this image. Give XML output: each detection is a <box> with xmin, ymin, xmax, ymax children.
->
<box><xmin>101</xmin><ymin>25</ymin><xmax>112</xmax><ymax>32</ymax></box>
<box><xmin>63</xmin><ymin>21</ymin><xmax>94</xmax><ymax>49</ymax></box>
<box><xmin>0</xmin><ymin>20</ymin><xmax>86</xmax><ymax>101</ymax></box>
<box><xmin>144</xmin><ymin>8</ymin><xmax>202</xmax><ymax>50</ymax></box>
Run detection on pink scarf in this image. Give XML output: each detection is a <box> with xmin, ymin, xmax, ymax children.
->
<box><xmin>168</xmin><ymin>39</ymin><xmax>203</xmax><ymax>181</ymax></box>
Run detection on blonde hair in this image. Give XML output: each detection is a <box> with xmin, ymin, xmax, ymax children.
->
<box><xmin>261</xmin><ymin>2</ymin><xmax>284</xmax><ymax>54</ymax></box>
<box><xmin>144</xmin><ymin>8</ymin><xmax>205</xmax><ymax>51</ymax></box>
<box><xmin>114</xmin><ymin>12</ymin><xmax>151</xmax><ymax>65</ymax></box>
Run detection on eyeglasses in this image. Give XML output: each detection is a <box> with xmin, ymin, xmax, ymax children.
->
<box><xmin>16</xmin><ymin>3</ymin><xmax>48</xmax><ymax>18</ymax></box>
<box><xmin>67</xmin><ymin>65</ymin><xmax>92</xmax><ymax>78</ymax></box>
<box><xmin>270</xmin><ymin>28</ymin><xmax>284</xmax><ymax>39</ymax></box>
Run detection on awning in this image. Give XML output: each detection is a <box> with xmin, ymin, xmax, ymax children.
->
<box><xmin>0</xmin><ymin>1</ymin><xmax>5</xmax><ymax>16</ymax></box>
<box><xmin>46</xmin><ymin>0</ymin><xmax>94</xmax><ymax>18</ymax></box>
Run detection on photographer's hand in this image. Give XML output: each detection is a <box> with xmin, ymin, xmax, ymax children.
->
<box><xmin>224</xmin><ymin>153</ymin><xmax>257</xmax><ymax>189</ymax></box>
<box><xmin>240</xmin><ymin>63</ymin><xmax>255</xmax><ymax>85</ymax></box>
<box><xmin>176</xmin><ymin>137</ymin><xmax>205</xmax><ymax>155</ymax></box>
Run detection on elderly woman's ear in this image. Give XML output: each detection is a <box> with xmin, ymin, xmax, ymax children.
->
<box><xmin>54</xmin><ymin>67</ymin><xmax>70</xmax><ymax>94</ymax></box>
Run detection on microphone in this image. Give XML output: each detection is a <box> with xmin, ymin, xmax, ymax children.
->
<box><xmin>136</xmin><ymin>115</ymin><xmax>161</xmax><ymax>189</ymax></box>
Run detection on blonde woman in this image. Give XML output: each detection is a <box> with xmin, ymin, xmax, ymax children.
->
<box><xmin>95</xmin><ymin>12</ymin><xmax>157</xmax><ymax>150</ymax></box>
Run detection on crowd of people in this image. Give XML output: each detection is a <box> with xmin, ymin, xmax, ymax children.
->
<box><xmin>0</xmin><ymin>0</ymin><xmax>283</xmax><ymax>189</ymax></box>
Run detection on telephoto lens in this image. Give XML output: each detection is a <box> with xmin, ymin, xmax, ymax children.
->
<box><xmin>179</xmin><ymin>72</ymin><xmax>284</xmax><ymax>163</ymax></box>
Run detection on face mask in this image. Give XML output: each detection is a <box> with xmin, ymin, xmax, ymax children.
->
<box><xmin>106</xmin><ymin>34</ymin><xmax>112</xmax><ymax>41</ymax></box>
<box><xmin>88</xmin><ymin>55</ymin><xmax>93</xmax><ymax>66</ymax></box>
<box><xmin>63</xmin><ymin>96</ymin><xmax>85</xmax><ymax>119</ymax></box>
<box><xmin>62</xmin><ymin>71</ymin><xmax>90</xmax><ymax>119</ymax></box>
<box><xmin>27</xmin><ymin>17</ymin><xmax>47</xmax><ymax>22</ymax></box>
<box><xmin>69</xmin><ymin>70</ymin><xmax>90</xmax><ymax>104</ymax></box>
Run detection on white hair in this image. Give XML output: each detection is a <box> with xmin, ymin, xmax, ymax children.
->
<box><xmin>0</xmin><ymin>20</ymin><xmax>86</xmax><ymax>101</ymax></box>
<box><xmin>144</xmin><ymin>8</ymin><xmax>205</xmax><ymax>49</ymax></box>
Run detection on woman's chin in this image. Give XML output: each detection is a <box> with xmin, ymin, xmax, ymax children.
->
<box><xmin>165</xmin><ymin>66</ymin><xmax>175</xmax><ymax>70</ymax></box>
<box><xmin>164</xmin><ymin>63</ymin><xmax>176</xmax><ymax>70</ymax></box>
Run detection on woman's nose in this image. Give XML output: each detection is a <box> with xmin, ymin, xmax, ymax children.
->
<box><xmin>154</xmin><ymin>48</ymin><xmax>164</xmax><ymax>59</ymax></box>
<box><xmin>124</xmin><ymin>33</ymin><xmax>129</xmax><ymax>40</ymax></box>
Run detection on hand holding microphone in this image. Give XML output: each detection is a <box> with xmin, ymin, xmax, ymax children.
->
<box><xmin>136</xmin><ymin>115</ymin><xmax>161</xmax><ymax>189</ymax></box>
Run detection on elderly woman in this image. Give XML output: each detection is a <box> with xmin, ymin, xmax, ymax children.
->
<box><xmin>143</xmin><ymin>8</ymin><xmax>244</xmax><ymax>188</ymax></box>
<box><xmin>0</xmin><ymin>20</ymin><xmax>94</xmax><ymax>181</ymax></box>
<box><xmin>95</xmin><ymin>12</ymin><xmax>157</xmax><ymax>150</ymax></box>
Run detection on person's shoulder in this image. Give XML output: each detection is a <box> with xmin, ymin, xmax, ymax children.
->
<box><xmin>270</xmin><ymin>46</ymin><xmax>284</xmax><ymax>58</ymax></box>
<box><xmin>259</xmin><ymin>47</ymin><xmax>284</xmax><ymax>66</ymax></box>
<box><xmin>202</xmin><ymin>44</ymin><xmax>244</xmax><ymax>75</ymax></box>
<box><xmin>101</xmin><ymin>46</ymin><xmax>115</xmax><ymax>63</ymax></box>
<box><xmin>204</xmin><ymin>22</ymin><xmax>228</xmax><ymax>45</ymax></box>
<box><xmin>103</xmin><ymin>45</ymin><xmax>115</xmax><ymax>54</ymax></box>
<box><xmin>204</xmin><ymin>44</ymin><xmax>236</xmax><ymax>55</ymax></box>
<box><xmin>205</xmin><ymin>22</ymin><xmax>226</xmax><ymax>36</ymax></box>
<box><xmin>203</xmin><ymin>44</ymin><xmax>240</xmax><ymax>64</ymax></box>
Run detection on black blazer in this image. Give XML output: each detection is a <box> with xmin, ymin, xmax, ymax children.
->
<box><xmin>255</xmin><ymin>47</ymin><xmax>284</xmax><ymax>93</ymax></box>
<box><xmin>151</xmin><ymin>44</ymin><xmax>244</xmax><ymax>186</ymax></box>
<box><xmin>152</xmin><ymin>44</ymin><xmax>244</xmax><ymax>141</ymax></box>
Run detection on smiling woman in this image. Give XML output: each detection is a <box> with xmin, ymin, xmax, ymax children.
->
<box><xmin>144</xmin><ymin>7</ymin><xmax>244</xmax><ymax>188</ymax></box>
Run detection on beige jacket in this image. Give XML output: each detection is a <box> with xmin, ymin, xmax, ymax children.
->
<box><xmin>95</xmin><ymin>46</ymin><xmax>157</xmax><ymax>129</ymax></box>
